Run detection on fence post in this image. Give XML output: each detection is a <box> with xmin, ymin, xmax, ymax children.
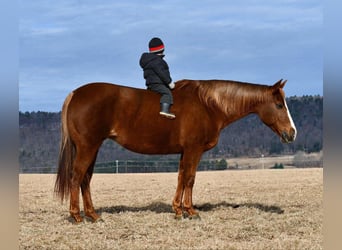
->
<box><xmin>115</xmin><ymin>160</ymin><xmax>118</xmax><ymax>174</ymax></box>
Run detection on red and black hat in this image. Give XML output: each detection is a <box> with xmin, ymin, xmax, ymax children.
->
<box><xmin>149</xmin><ymin>37</ymin><xmax>164</xmax><ymax>54</ymax></box>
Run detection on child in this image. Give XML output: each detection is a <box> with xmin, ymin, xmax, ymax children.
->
<box><xmin>139</xmin><ymin>37</ymin><xmax>176</xmax><ymax>119</ymax></box>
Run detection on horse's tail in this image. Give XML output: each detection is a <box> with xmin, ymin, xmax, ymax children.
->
<box><xmin>54</xmin><ymin>92</ymin><xmax>75</xmax><ymax>202</ymax></box>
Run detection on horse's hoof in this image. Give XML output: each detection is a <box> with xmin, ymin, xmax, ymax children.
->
<box><xmin>85</xmin><ymin>213</ymin><xmax>102</xmax><ymax>223</ymax></box>
<box><xmin>188</xmin><ymin>213</ymin><xmax>201</xmax><ymax>220</ymax></box>
<box><xmin>94</xmin><ymin>217</ymin><xmax>104</xmax><ymax>223</ymax></box>
<box><xmin>174</xmin><ymin>214</ymin><xmax>183</xmax><ymax>220</ymax></box>
<box><xmin>71</xmin><ymin>214</ymin><xmax>83</xmax><ymax>224</ymax></box>
<box><xmin>182</xmin><ymin>209</ymin><xmax>201</xmax><ymax>220</ymax></box>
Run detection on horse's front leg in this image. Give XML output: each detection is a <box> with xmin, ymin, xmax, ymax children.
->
<box><xmin>182</xmin><ymin>174</ymin><xmax>198</xmax><ymax>218</ymax></box>
<box><xmin>172</xmin><ymin>154</ymin><xmax>184</xmax><ymax>219</ymax></box>
<box><xmin>173</xmin><ymin>150</ymin><xmax>202</xmax><ymax>219</ymax></box>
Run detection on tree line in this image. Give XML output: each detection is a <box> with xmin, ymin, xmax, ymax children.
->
<box><xmin>19</xmin><ymin>95</ymin><xmax>322</xmax><ymax>172</ymax></box>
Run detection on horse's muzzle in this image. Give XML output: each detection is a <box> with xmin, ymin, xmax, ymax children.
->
<box><xmin>280</xmin><ymin>128</ymin><xmax>296</xmax><ymax>143</ymax></box>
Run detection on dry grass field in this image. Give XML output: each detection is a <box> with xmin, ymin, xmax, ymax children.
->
<box><xmin>19</xmin><ymin>168</ymin><xmax>322</xmax><ymax>250</ymax></box>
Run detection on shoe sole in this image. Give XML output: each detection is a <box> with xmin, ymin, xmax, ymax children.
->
<box><xmin>159</xmin><ymin>112</ymin><xmax>176</xmax><ymax>119</ymax></box>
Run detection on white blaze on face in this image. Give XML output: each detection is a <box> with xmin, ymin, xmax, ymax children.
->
<box><xmin>284</xmin><ymin>98</ymin><xmax>297</xmax><ymax>140</ymax></box>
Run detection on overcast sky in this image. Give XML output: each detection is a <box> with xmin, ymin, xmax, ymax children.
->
<box><xmin>19</xmin><ymin>0</ymin><xmax>322</xmax><ymax>112</ymax></box>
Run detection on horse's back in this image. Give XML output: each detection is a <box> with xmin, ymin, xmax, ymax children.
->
<box><xmin>70</xmin><ymin>80</ymin><xmax>199</xmax><ymax>101</ymax></box>
<box><xmin>72</xmin><ymin>82</ymin><xmax>142</xmax><ymax>99</ymax></box>
<box><xmin>69</xmin><ymin>82</ymin><xmax>150</xmax><ymax>110</ymax></box>
<box><xmin>68</xmin><ymin>81</ymin><xmax>199</xmax><ymax>115</ymax></box>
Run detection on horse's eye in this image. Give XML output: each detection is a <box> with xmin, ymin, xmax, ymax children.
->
<box><xmin>276</xmin><ymin>103</ymin><xmax>284</xmax><ymax>109</ymax></box>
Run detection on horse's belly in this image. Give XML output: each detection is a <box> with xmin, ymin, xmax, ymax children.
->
<box><xmin>113</xmin><ymin>134</ymin><xmax>182</xmax><ymax>155</ymax></box>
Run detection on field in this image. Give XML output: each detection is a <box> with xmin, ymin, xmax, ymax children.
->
<box><xmin>19</xmin><ymin>168</ymin><xmax>322</xmax><ymax>249</ymax></box>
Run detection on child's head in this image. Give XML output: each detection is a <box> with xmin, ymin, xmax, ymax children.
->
<box><xmin>149</xmin><ymin>37</ymin><xmax>164</xmax><ymax>55</ymax></box>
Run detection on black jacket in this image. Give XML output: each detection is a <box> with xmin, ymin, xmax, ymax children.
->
<box><xmin>139</xmin><ymin>53</ymin><xmax>172</xmax><ymax>87</ymax></box>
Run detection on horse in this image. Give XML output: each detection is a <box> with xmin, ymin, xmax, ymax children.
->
<box><xmin>54</xmin><ymin>79</ymin><xmax>297</xmax><ymax>223</ymax></box>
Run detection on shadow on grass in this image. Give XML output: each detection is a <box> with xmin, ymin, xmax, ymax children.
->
<box><xmin>97</xmin><ymin>201</ymin><xmax>284</xmax><ymax>215</ymax></box>
<box><xmin>195</xmin><ymin>201</ymin><xmax>284</xmax><ymax>214</ymax></box>
<box><xmin>97</xmin><ymin>202</ymin><xmax>173</xmax><ymax>214</ymax></box>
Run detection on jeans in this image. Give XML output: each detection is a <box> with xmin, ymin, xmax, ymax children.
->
<box><xmin>147</xmin><ymin>83</ymin><xmax>173</xmax><ymax>104</ymax></box>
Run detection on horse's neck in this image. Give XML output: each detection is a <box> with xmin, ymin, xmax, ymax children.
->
<box><xmin>219</xmin><ymin>85</ymin><xmax>266</xmax><ymax>126</ymax></box>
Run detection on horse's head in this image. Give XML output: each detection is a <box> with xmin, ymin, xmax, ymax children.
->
<box><xmin>257</xmin><ymin>79</ymin><xmax>297</xmax><ymax>143</ymax></box>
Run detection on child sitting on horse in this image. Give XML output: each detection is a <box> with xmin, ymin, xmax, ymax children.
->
<box><xmin>139</xmin><ymin>37</ymin><xmax>176</xmax><ymax>119</ymax></box>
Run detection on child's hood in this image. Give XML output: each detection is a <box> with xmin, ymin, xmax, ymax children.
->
<box><xmin>139</xmin><ymin>53</ymin><xmax>161</xmax><ymax>68</ymax></box>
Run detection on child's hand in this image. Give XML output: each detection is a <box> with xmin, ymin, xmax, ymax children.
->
<box><xmin>169</xmin><ymin>82</ymin><xmax>175</xmax><ymax>89</ymax></box>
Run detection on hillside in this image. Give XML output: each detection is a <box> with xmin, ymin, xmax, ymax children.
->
<box><xmin>19</xmin><ymin>95</ymin><xmax>322</xmax><ymax>172</ymax></box>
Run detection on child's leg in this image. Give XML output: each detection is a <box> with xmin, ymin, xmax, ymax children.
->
<box><xmin>148</xmin><ymin>84</ymin><xmax>173</xmax><ymax>104</ymax></box>
<box><xmin>147</xmin><ymin>84</ymin><xmax>175</xmax><ymax>119</ymax></box>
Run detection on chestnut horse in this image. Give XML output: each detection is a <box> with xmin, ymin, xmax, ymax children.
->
<box><xmin>55</xmin><ymin>79</ymin><xmax>296</xmax><ymax>223</ymax></box>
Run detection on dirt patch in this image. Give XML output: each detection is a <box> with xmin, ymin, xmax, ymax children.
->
<box><xmin>19</xmin><ymin>169</ymin><xmax>322</xmax><ymax>249</ymax></box>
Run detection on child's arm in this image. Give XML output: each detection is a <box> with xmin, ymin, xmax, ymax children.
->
<box><xmin>151</xmin><ymin>60</ymin><xmax>172</xmax><ymax>86</ymax></box>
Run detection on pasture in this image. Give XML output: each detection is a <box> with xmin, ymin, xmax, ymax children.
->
<box><xmin>19</xmin><ymin>168</ymin><xmax>322</xmax><ymax>249</ymax></box>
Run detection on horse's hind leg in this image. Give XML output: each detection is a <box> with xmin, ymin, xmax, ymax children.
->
<box><xmin>69</xmin><ymin>146</ymin><xmax>99</xmax><ymax>223</ymax></box>
<box><xmin>81</xmin><ymin>156</ymin><xmax>101</xmax><ymax>222</ymax></box>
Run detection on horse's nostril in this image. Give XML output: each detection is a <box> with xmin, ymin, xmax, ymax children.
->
<box><xmin>281</xmin><ymin>128</ymin><xmax>297</xmax><ymax>143</ymax></box>
<box><xmin>281</xmin><ymin>132</ymin><xmax>289</xmax><ymax>142</ymax></box>
<box><xmin>281</xmin><ymin>130</ymin><xmax>296</xmax><ymax>143</ymax></box>
<box><xmin>282</xmin><ymin>131</ymin><xmax>286</xmax><ymax>138</ymax></box>
<box><xmin>290</xmin><ymin>127</ymin><xmax>297</xmax><ymax>140</ymax></box>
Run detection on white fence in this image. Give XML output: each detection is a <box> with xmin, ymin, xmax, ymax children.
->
<box><xmin>19</xmin><ymin>152</ymin><xmax>323</xmax><ymax>173</ymax></box>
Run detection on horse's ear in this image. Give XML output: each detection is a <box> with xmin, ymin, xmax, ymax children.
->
<box><xmin>280</xmin><ymin>79</ymin><xmax>287</xmax><ymax>88</ymax></box>
<box><xmin>272</xmin><ymin>79</ymin><xmax>287</xmax><ymax>92</ymax></box>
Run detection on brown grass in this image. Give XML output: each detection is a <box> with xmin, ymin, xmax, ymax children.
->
<box><xmin>19</xmin><ymin>168</ymin><xmax>322</xmax><ymax>249</ymax></box>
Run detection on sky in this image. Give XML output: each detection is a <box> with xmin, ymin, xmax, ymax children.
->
<box><xmin>19</xmin><ymin>0</ymin><xmax>322</xmax><ymax>112</ymax></box>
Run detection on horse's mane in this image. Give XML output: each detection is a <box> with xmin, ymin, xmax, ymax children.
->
<box><xmin>175</xmin><ymin>79</ymin><xmax>272</xmax><ymax>114</ymax></box>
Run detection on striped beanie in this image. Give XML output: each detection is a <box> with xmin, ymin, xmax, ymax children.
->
<box><xmin>149</xmin><ymin>37</ymin><xmax>164</xmax><ymax>54</ymax></box>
